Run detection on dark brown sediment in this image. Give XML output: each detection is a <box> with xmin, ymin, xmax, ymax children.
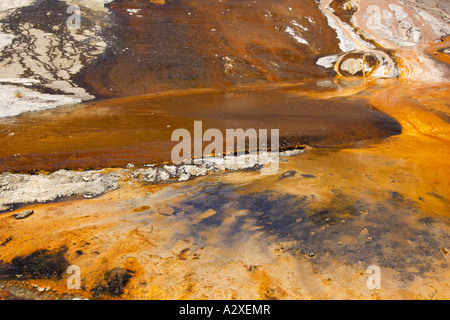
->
<box><xmin>74</xmin><ymin>0</ymin><xmax>341</xmax><ymax>98</ymax></box>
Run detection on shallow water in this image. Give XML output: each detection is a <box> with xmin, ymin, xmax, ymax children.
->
<box><xmin>0</xmin><ymin>81</ymin><xmax>401</xmax><ymax>172</ymax></box>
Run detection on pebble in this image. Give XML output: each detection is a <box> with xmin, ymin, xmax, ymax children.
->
<box><xmin>0</xmin><ymin>204</ymin><xmax>11</xmax><ymax>211</ymax></box>
<box><xmin>178</xmin><ymin>173</ymin><xmax>190</xmax><ymax>182</ymax></box>
<box><xmin>82</xmin><ymin>192</ymin><xmax>96</xmax><ymax>198</ymax></box>
<box><xmin>280</xmin><ymin>170</ymin><xmax>297</xmax><ymax>178</ymax></box>
<box><xmin>13</xmin><ymin>209</ymin><xmax>34</xmax><ymax>220</ymax></box>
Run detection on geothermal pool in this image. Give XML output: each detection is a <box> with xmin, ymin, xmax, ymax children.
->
<box><xmin>0</xmin><ymin>0</ymin><xmax>449</xmax><ymax>300</ymax></box>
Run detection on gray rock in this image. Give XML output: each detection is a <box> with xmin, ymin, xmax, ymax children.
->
<box><xmin>13</xmin><ymin>209</ymin><xmax>34</xmax><ymax>219</ymax></box>
<box><xmin>280</xmin><ymin>170</ymin><xmax>297</xmax><ymax>178</ymax></box>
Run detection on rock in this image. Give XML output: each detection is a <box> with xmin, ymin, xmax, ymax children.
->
<box><xmin>82</xmin><ymin>192</ymin><xmax>95</xmax><ymax>199</ymax></box>
<box><xmin>183</xmin><ymin>165</ymin><xmax>209</xmax><ymax>177</ymax></box>
<box><xmin>340</xmin><ymin>58</ymin><xmax>363</xmax><ymax>75</ymax></box>
<box><xmin>0</xmin><ymin>170</ymin><xmax>121</xmax><ymax>206</ymax></box>
<box><xmin>280</xmin><ymin>170</ymin><xmax>297</xmax><ymax>178</ymax></box>
<box><xmin>13</xmin><ymin>209</ymin><xmax>34</xmax><ymax>219</ymax></box>
<box><xmin>281</xmin><ymin>149</ymin><xmax>305</xmax><ymax>157</ymax></box>
<box><xmin>140</xmin><ymin>168</ymin><xmax>157</xmax><ymax>182</ymax></box>
<box><xmin>163</xmin><ymin>165</ymin><xmax>177</xmax><ymax>176</ymax></box>
<box><xmin>155</xmin><ymin>168</ymin><xmax>171</xmax><ymax>181</ymax></box>
<box><xmin>336</xmin><ymin>51</ymin><xmax>399</xmax><ymax>79</ymax></box>
<box><xmin>316</xmin><ymin>54</ymin><xmax>339</xmax><ymax>69</ymax></box>
<box><xmin>178</xmin><ymin>173</ymin><xmax>190</xmax><ymax>182</ymax></box>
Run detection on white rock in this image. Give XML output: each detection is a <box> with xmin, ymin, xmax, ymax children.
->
<box><xmin>317</xmin><ymin>55</ymin><xmax>339</xmax><ymax>69</ymax></box>
<box><xmin>178</xmin><ymin>173</ymin><xmax>191</xmax><ymax>182</ymax></box>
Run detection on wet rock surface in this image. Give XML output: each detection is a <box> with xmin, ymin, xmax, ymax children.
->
<box><xmin>0</xmin><ymin>0</ymin><xmax>113</xmax><ymax>117</ymax></box>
